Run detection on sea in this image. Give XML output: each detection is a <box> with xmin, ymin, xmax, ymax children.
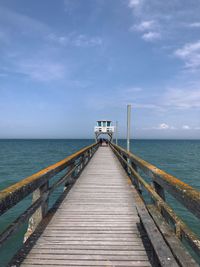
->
<box><xmin>0</xmin><ymin>139</ymin><xmax>200</xmax><ymax>266</ymax></box>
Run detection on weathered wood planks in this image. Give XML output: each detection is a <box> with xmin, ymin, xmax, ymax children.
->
<box><xmin>20</xmin><ymin>147</ymin><xmax>152</xmax><ymax>266</ymax></box>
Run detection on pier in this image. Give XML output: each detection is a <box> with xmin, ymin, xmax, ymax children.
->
<box><xmin>0</xmin><ymin>142</ymin><xmax>200</xmax><ymax>266</ymax></box>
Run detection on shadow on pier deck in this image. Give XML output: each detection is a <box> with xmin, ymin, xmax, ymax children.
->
<box><xmin>0</xmin><ymin>143</ymin><xmax>200</xmax><ymax>266</ymax></box>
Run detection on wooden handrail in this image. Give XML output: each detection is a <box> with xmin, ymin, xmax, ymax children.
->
<box><xmin>110</xmin><ymin>142</ymin><xmax>200</xmax><ymax>261</ymax></box>
<box><xmin>0</xmin><ymin>142</ymin><xmax>99</xmax><ymax>249</ymax></box>
<box><xmin>110</xmin><ymin>143</ymin><xmax>200</xmax><ymax>219</ymax></box>
<box><xmin>0</xmin><ymin>143</ymin><xmax>98</xmax><ymax>215</ymax></box>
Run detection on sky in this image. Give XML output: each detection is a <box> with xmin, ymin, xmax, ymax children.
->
<box><xmin>0</xmin><ymin>0</ymin><xmax>200</xmax><ymax>139</ymax></box>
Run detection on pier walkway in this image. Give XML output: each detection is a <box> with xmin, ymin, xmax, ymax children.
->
<box><xmin>21</xmin><ymin>147</ymin><xmax>152</xmax><ymax>266</ymax></box>
<box><xmin>1</xmin><ymin>142</ymin><xmax>200</xmax><ymax>266</ymax></box>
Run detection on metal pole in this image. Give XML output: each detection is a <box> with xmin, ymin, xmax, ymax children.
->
<box><xmin>116</xmin><ymin>121</ymin><xmax>118</xmax><ymax>145</ymax></box>
<box><xmin>127</xmin><ymin>104</ymin><xmax>131</xmax><ymax>152</ymax></box>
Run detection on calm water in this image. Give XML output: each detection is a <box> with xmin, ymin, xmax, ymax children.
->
<box><xmin>0</xmin><ymin>139</ymin><xmax>200</xmax><ymax>266</ymax></box>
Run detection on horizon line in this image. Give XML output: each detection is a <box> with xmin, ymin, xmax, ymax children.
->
<box><xmin>0</xmin><ymin>138</ymin><xmax>200</xmax><ymax>141</ymax></box>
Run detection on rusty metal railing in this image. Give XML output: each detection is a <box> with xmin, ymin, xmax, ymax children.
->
<box><xmin>0</xmin><ymin>142</ymin><xmax>99</xmax><ymax>252</ymax></box>
<box><xmin>110</xmin><ymin>142</ymin><xmax>200</xmax><ymax>263</ymax></box>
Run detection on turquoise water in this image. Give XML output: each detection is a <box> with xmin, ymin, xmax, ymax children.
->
<box><xmin>0</xmin><ymin>139</ymin><xmax>200</xmax><ymax>266</ymax></box>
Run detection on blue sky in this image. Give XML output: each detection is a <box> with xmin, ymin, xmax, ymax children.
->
<box><xmin>0</xmin><ymin>0</ymin><xmax>200</xmax><ymax>139</ymax></box>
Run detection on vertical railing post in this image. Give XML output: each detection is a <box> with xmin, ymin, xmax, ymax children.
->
<box><xmin>153</xmin><ymin>181</ymin><xmax>165</xmax><ymax>200</ymax></box>
<box><xmin>122</xmin><ymin>155</ymin><xmax>128</xmax><ymax>172</ymax></box>
<box><xmin>116</xmin><ymin>121</ymin><xmax>118</xmax><ymax>146</ymax></box>
<box><xmin>24</xmin><ymin>181</ymin><xmax>49</xmax><ymax>242</ymax></box>
<box><xmin>64</xmin><ymin>162</ymin><xmax>77</xmax><ymax>190</ymax></box>
<box><xmin>152</xmin><ymin>181</ymin><xmax>165</xmax><ymax>215</ymax></box>
<box><xmin>131</xmin><ymin>161</ymin><xmax>141</xmax><ymax>193</ymax></box>
<box><xmin>83</xmin><ymin>152</ymin><xmax>87</xmax><ymax>166</ymax></box>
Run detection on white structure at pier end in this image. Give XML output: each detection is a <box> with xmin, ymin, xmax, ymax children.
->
<box><xmin>94</xmin><ymin>120</ymin><xmax>115</xmax><ymax>142</ymax></box>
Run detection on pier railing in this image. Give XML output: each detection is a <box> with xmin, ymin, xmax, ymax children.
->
<box><xmin>110</xmin><ymin>142</ymin><xmax>200</xmax><ymax>262</ymax></box>
<box><xmin>0</xmin><ymin>142</ymin><xmax>99</xmax><ymax>251</ymax></box>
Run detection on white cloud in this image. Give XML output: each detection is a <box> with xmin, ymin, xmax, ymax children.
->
<box><xmin>131</xmin><ymin>20</ymin><xmax>156</xmax><ymax>32</ymax></box>
<box><xmin>174</xmin><ymin>40</ymin><xmax>200</xmax><ymax>69</ymax></box>
<box><xmin>47</xmin><ymin>33</ymin><xmax>69</xmax><ymax>45</ymax></box>
<box><xmin>188</xmin><ymin>22</ymin><xmax>200</xmax><ymax>28</ymax></box>
<box><xmin>130</xmin><ymin>19</ymin><xmax>161</xmax><ymax>42</ymax></box>
<box><xmin>155</xmin><ymin>123</ymin><xmax>177</xmax><ymax>130</ymax></box>
<box><xmin>47</xmin><ymin>33</ymin><xmax>102</xmax><ymax>47</ymax></box>
<box><xmin>142</xmin><ymin>31</ymin><xmax>161</xmax><ymax>42</ymax></box>
<box><xmin>143</xmin><ymin>123</ymin><xmax>176</xmax><ymax>130</ymax></box>
<box><xmin>182</xmin><ymin>125</ymin><xmax>190</xmax><ymax>130</ymax></box>
<box><xmin>158</xmin><ymin>123</ymin><xmax>170</xmax><ymax>130</ymax></box>
<box><xmin>128</xmin><ymin>0</ymin><xmax>143</xmax><ymax>9</ymax></box>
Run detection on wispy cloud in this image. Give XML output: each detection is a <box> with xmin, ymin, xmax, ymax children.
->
<box><xmin>143</xmin><ymin>124</ymin><xmax>198</xmax><ymax>131</ymax></box>
<box><xmin>0</xmin><ymin>6</ymin><xmax>49</xmax><ymax>37</ymax></box>
<box><xmin>0</xmin><ymin>5</ymin><xmax>103</xmax><ymax>85</ymax></box>
<box><xmin>174</xmin><ymin>40</ymin><xmax>200</xmax><ymax>70</ymax></box>
<box><xmin>47</xmin><ymin>33</ymin><xmax>102</xmax><ymax>47</ymax></box>
<box><xmin>142</xmin><ymin>31</ymin><xmax>161</xmax><ymax>42</ymax></box>
<box><xmin>131</xmin><ymin>20</ymin><xmax>156</xmax><ymax>32</ymax></box>
<box><xmin>143</xmin><ymin>123</ymin><xmax>176</xmax><ymax>130</ymax></box>
<box><xmin>47</xmin><ymin>33</ymin><xmax>69</xmax><ymax>45</ymax></box>
<box><xmin>17</xmin><ymin>60</ymin><xmax>66</xmax><ymax>82</ymax></box>
<box><xmin>73</xmin><ymin>35</ymin><xmax>102</xmax><ymax>47</ymax></box>
<box><xmin>128</xmin><ymin>1</ymin><xmax>162</xmax><ymax>42</ymax></box>
<box><xmin>182</xmin><ymin>125</ymin><xmax>190</xmax><ymax>130</ymax></box>
<box><xmin>164</xmin><ymin>88</ymin><xmax>200</xmax><ymax>109</ymax></box>
<box><xmin>127</xmin><ymin>0</ymin><xmax>200</xmax><ymax>46</ymax></box>
<box><xmin>157</xmin><ymin>123</ymin><xmax>170</xmax><ymax>130</ymax></box>
<box><xmin>187</xmin><ymin>22</ymin><xmax>200</xmax><ymax>28</ymax></box>
<box><xmin>128</xmin><ymin>0</ymin><xmax>143</xmax><ymax>9</ymax></box>
<box><xmin>130</xmin><ymin>19</ymin><xmax>161</xmax><ymax>42</ymax></box>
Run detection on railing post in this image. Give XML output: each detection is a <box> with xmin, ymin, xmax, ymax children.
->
<box><xmin>24</xmin><ymin>181</ymin><xmax>49</xmax><ymax>242</ymax></box>
<box><xmin>89</xmin><ymin>148</ymin><xmax>92</xmax><ymax>158</ymax></box>
<box><xmin>122</xmin><ymin>155</ymin><xmax>128</xmax><ymax>172</ymax></box>
<box><xmin>131</xmin><ymin>162</ymin><xmax>141</xmax><ymax>193</ymax></box>
<box><xmin>83</xmin><ymin>152</ymin><xmax>88</xmax><ymax>166</ymax></box>
<box><xmin>64</xmin><ymin>162</ymin><xmax>76</xmax><ymax>189</ymax></box>
<box><xmin>153</xmin><ymin>181</ymin><xmax>165</xmax><ymax>200</ymax></box>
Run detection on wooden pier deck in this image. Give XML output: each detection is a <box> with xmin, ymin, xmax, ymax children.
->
<box><xmin>1</xmin><ymin>142</ymin><xmax>199</xmax><ymax>266</ymax></box>
<box><xmin>20</xmin><ymin>146</ymin><xmax>152</xmax><ymax>267</ymax></box>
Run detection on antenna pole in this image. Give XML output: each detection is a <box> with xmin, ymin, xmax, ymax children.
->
<box><xmin>115</xmin><ymin>121</ymin><xmax>118</xmax><ymax>145</ymax></box>
<box><xmin>127</xmin><ymin>104</ymin><xmax>131</xmax><ymax>152</ymax></box>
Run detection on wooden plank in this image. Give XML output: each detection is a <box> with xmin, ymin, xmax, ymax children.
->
<box><xmin>30</xmin><ymin>248</ymin><xmax>148</xmax><ymax>255</ymax></box>
<box><xmin>25</xmin><ymin>254</ymin><xmax>149</xmax><ymax>261</ymax></box>
<box><xmin>133</xmin><ymin>189</ymin><xmax>179</xmax><ymax>267</ymax></box>
<box><xmin>21</xmin><ymin>147</ymin><xmax>152</xmax><ymax>267</ymax></box>
<box><xmin>147</xmin><ymin>205</ymin><xmax>199</xmax><ymax>267</ymax></box>
<box><xmin>22</xmin><ymin>259</ymin><xmax>152</xmax><ymax>266</ymax></box>
<box><xmin>29</xmin><ymin>244</ymin><xmax>148</xmax><ymax>250</ymax></box>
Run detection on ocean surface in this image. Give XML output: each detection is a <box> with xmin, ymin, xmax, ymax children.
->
<box><xmin>0</xmin><ymin>139</ymin><xmax>200</xmax><ymax>266</ymax></box>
